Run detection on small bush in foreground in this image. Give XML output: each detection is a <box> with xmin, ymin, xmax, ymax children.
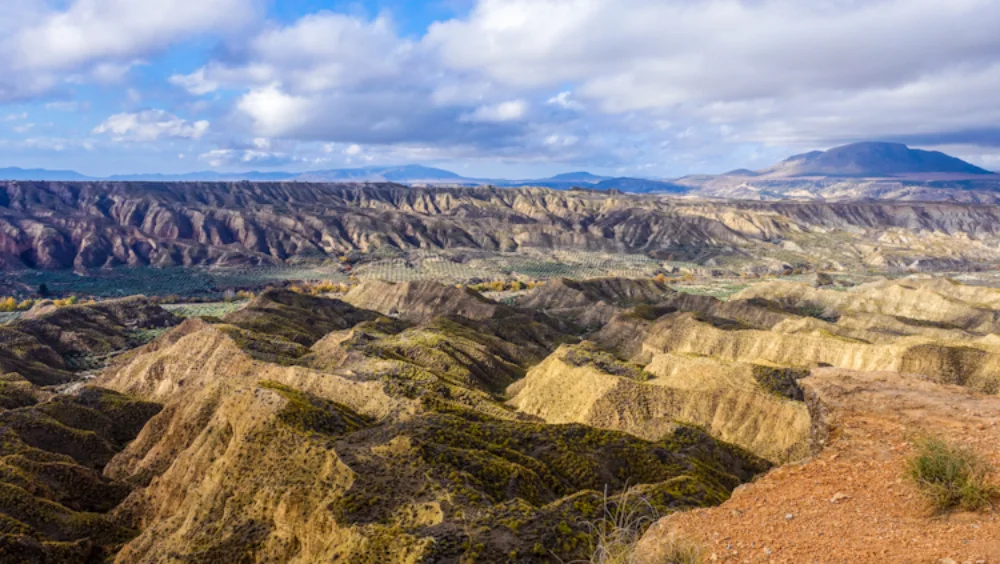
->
<box><xmin>906</xmin><ymin>436</ymin><xmax>998</xmax><ymax>513</ymax></box>
<box><xmin>586</xmin><ymin>486</ymin><xmax>703</xmax><ymax>564</ymax></box>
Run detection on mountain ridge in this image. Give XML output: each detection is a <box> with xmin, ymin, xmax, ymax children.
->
<box><xmin>761</xmin><ymin>142</ymin><xmax>994</xmax><ymax>177</ymax></box>
<box><xmin>2</xmin><ymin>142</ymin><xmax>997</xmax><ymax>198</ymax></box>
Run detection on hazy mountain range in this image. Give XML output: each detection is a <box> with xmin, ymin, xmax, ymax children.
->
<box><xmin>1</xmin><ymin>143</ymin><xmax>996</xmax><ymax>195</ymax></box>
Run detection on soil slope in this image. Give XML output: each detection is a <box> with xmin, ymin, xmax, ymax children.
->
<box><xmin>637</xmin><ymin>368</ymin><xmax>1000</xmax><ymax>563</ymax></box>
<box><xmin>7</xmin><ymin>182</ymin><xmax>1000</xmax><ymax>272</ymax></box>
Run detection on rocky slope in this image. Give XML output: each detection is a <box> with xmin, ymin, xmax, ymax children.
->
<box><xmin>8</xmin><ymin>275</ymin><xmax>1000</xmax><ymax>562</ymax></box>
<box><xmin>0</xmin><ymin>299</ymin><xmax>177</xmax><ymax>561</ymax></box>
<box><xmin>637</xmin><ymin>367</ymin><xmax>1000</xmax><ymax>563</ymax></box>
<box><xmin>6</xmin><ymin>182</ymin><xmax>1000</xmax><ymax>272</ymax></box>
<box><xmin>516</xmin><ymin>278</ymin><xmax>677</xmax><ymax>330</ymax></box>
<box><xmin>91</xmin><ymin>283</ymin><xmax>770</xmax><ymax>562</ymax></box>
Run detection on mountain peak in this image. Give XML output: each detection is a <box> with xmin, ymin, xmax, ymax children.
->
<box><xmin>544</xmin><ymin>171</ymin><xmax>608</xmax><ymax>183</ymax></box>
<box><xmin>765</xmin><ymin>142</ymin><xmax>993</xmax><ymax>177</ymax></box>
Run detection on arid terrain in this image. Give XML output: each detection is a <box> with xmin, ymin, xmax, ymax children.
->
<box><xmin>6</xmin><ymin>0</ymin><xmax>1000</xmax><ymax>559</ymax></box>
<box><xmin>5</xmin><ymin>181</ymin><xmax>1000</xmax><ymax>278</ymax></box>
<box><xmin>2</xmin><ymin>263</ymin><xmax>1000</xmax><ymax>561</ymax></box>
<box><xmin>3</xmin><ymin>179</ymin><xmax>1000</xmax><ymax>562</ymax></box>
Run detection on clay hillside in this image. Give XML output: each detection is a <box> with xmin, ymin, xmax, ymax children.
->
<box><xmin>8</xmin><ymin>182</ymin><xmax>1000</xmax><ymax>273</ymax></box>
<box><xmin>1</xmin><ymin>274</ymin><xmax>999</xmax><ymax>562</ymax></box>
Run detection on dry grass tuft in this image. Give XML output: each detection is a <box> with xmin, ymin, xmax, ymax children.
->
<box><xmin>586</xmin><ymin>486</ymin><xmax>704</xmax><ymax>564</ymax></box>
<box><xmin>906</xmin><ymin>436</ymin><xmax>998</xmax><ymax>513</ymax></box>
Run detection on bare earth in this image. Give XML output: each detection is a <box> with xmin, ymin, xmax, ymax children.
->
<box><xmin>639</xmin><ymin>368</ymin><xmax>1000</xmax><ymax>563</ymax></box>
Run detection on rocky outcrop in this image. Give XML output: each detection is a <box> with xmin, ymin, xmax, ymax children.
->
<box><xmin>734</xmin><ymin>278</ymin><xmax>1000</xmax><ymax>334</ymax></box>
<box><xmin>16</xmin><ymin>276</ymin><xmax>1000</xmax><ymax>562</ymax></box>
<box><xmin>0</xmin><ymin>384</ymin><xmax>162</xmax><ymax>560</ymax></box>
<box><xmin>344</xmin><ymin>280</ymin><xmax>501</xmax><ymax>324</ymax></box>
<box><xmin>223</xmin><ymin>289</ymin><xmax>380</xmax><ymax>346</ymax></box>
<box><xmin>516</xmin><ymin>277</ymin><xmax>676</xmax><ymax>329</ymax></box>
<box><xmin>636</xmin><ymin>367</ymin><xmax>1000</xmax><ymax>562</ymax></box>
<box><xmin>508</xmin><ymin>344</ymin><xmax>811</xmax><ymax>463</ymax></box>
<box><xmin>91</xmin><ymin>282</ymin><xmax>769</xmax><ymax>562</ymax></box>
<box><xmin>6</xmin><ymin>182</ymin><xmax>1000</xmax><ymax>272</ymax></box>
<box><xmin>0</xmin><ymin>297</ymin><xmax>179</xmax><ymax>386</ymax></box>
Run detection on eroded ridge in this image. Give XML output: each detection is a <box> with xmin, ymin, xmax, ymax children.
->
<box><xmin>4</xmin><ymin>275</ymin><xmax>1000</xmax><ymax>562</ymax></box>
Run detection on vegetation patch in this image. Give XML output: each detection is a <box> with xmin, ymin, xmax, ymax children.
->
<box><xmin>587</xmin><ymin>485</ymin><xmax>705</xmax><ymax>564</ymax></box>
<box><xmin>562</xmin><ymin>342</ymin><xmax>652</xmax><ymax>382</ymax></box>
<box><xmin>222</xmin><ymin>289</ymin><xmax>378</xmax><ymax>346</ymax></box>
<box><xmin>906</xmin><ymin>436</ymin><xmax>998</xmax><ymax>513</ymax></box>
<box><xmin>751</xmin><ymin>365</ymin><xmax>808</xmax><ymax>401</ymax></box>
<box><xmin>691</xmin><ymin>311</ymin><xmax>752</xmax><ymax>331</ymax></box>
<box><xmin>627</xmin><ymin>304</ymin><xmax>679</xmax><ymax>321</ymax></box>
<box><xmin>259</xmin><ymin>381</ymin><xmax>371</xmax><ymax>437</ymax></box>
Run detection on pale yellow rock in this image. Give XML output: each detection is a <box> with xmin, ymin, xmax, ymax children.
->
<box><xmin>508</xmin><ymin>345</ymin><xmax>811</xmax><ymax>463</ymax></box>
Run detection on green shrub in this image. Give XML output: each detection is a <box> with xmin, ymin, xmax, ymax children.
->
<box><xmin>906</xmin><ymin>436</ymin><xmax>998</xmax><ymax>513</ymax></box>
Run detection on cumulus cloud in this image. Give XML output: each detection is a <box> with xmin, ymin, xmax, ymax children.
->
<box><xmin>547</xmin><ymin>91</ymin><xmax>583</xmax><ymax>111</ymax></box>
<box><xmin>93</xmin><ymin>110</ymin><xmax>210</xmax><ymax>141</ymax></box>
<box><xmin>236</xmin><ymin>85</ymin><xmax>314</xmax><ymax>138</ymax></box>
<box><xmin>171</xmin><ymin>11</ymin><xmax>535</xmax><ymax>156</ymax></box>
<box><xmin>0</xmin><ymin>0</ymin><xmax>258</xmax><ymax>101</ymax></box>
<box><xmin>427</xmin><ymin>0</ymin><xmax>1000</xmax><ymax>149</ymax></box>
<box><xmin>461</xmin><ymin>100</ymin><xmax>527</xmax><ymax>123</ymax></box>
<box><xmin>170</xmin><ymin>13</ymin><xmax>411</xmax><ymax>95</ymax></box>
<box><xmin>12</xmin><ymin>0</ymin><xmax>999</xmax><ymax>176</ymax></box>
<box><xmin>198</xmin><ymin>142</ymin><xmax>302</xmax><ymax>168</ymax></box>
<box><xmin>8</xmin><ymin>0</ymin><xmax>258</xmax><ymax>71</ymax></box>
<box><xmin>168</xmin><ymin>68</ymin><xmax>220</xmax><ymax>96</ymax></box>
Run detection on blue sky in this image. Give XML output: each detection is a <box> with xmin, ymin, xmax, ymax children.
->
<box><xmin>2</xmin><ymin>0</ymin><xmax>999</xmax><ymax>178</ymax></box>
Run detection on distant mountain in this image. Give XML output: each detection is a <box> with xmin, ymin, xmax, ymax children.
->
<box><xmin>108</xmin><ymin>171</ymin><xmax>297</xmax><ymax>182</ymax></box>
<box><xmin>593</xmin><ymin>177</ymin><xmax>690</xmax><ymax>194</ymax></box>
<box><xmin>542</xmin><ymin>171</ymin><xmax>610</xmax><ymax>183</ymax></box>
<box><xmin>0</xmin><ymin>164</ymin><xmax>636</xmax><ymax>190</ymax></box>
<box><xmin>0</xmin><ymin>167</ymin><xmax>92</xmax><ymax>181</ymax></box>
<box><xmin>296</xmin><ymin>165</ymin><xmax>463</xmax><ymax>182</ymax></box>
<box><xmin>7</xmin><ymin>142</ymin><xmax>992</xmax><ymax>199</ymax></box>
<box><xmin>761</xmin><ymin>142</ymin><xmax>994</xmax><ymax>177</ymax></box>
<box><xmin>722</xmin><ymin>168</ymin><xmax>760</xmax><ymax>177</ymax></box>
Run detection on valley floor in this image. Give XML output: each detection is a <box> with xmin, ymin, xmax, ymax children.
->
<box><xmin>639</xmin><ymin>368</ymin><xmax>1000</xmax><ymax>563</ymax></box>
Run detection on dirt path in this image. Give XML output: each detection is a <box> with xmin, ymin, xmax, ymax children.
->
<box><xmin>637</xmin><ymin>368</ymin><xmax>1000</xmax><ymax>563</ymax></box>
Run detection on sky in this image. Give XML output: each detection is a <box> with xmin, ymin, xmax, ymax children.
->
<box><xmin>1</xmin><ymin>0</ymin><xmax>999</xmax><ymax>179</ymax></box>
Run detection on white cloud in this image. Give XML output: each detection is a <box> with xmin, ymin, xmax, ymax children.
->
<box><xmin>3</xmin><ymin>113</ymin><xmax>28</xmax><ymax>121</ymax></box>
<box><xmin>93</xmin><ymin>109</ymin><xmax>210</xmax><ymax>141</ymax></box>
<box><xmin>236</xmin><ymin>85</ymin><xmax>313</xmax><ymax>138</ymax></box>
<box><xmin>544</xmin><ymin>134</ymin><xmax>579</xmax><ymax>147</ymax></box>
<box><xmin>427</xmin><ymin>0</ymin><xmax>1000</xmax><ymax>149</ymax></box>
<box><xmin>7</xmin><ymin>0</ymin><xmax>258</xmax><ymax>71</ymax></box>
<box><xmin>197</xmin><ymin>145</ymin><xmax>299</xmax><ymax>168</ymax></box>
<box><xmin>0</xmin><ymin>0</ymin><xmax>259</xmax><ymax>101</ymax></box>
<box><xmin>12</xmin><ymin>123</ymin><xmax>36</xmax><ymax>134</ymax></box>
<box><xmin>19</xmin><ymin>136</ymin><xmax>96</xmax><ymax>152</ymax></box>
<box><xmin>199</xmin><ymin>149</ymin><xmax>236</xmax><ymax>167</ymax></box>
<box><xmin>179</xmin><ymin>12</ymin><xmax>531</xmax><ymax>152</ymax></box>
<box><xmin>169</xmin><ymin>68</ymin><xmax>220</xmax><ymax>95</ymax></box>
<box><xmin>547</xmin><ymin>91</ymin><xmax>583</xmax><ymax>111</ymax></box>
<box><xmin>170</xmin><ymin>12</ymin><xmax>410</xmax><ymax>95</ymax></box>
<box><xmin>462</xmin><ymin>100</ymin><xmax>527</xmax><ymax>123</ymax></box>
<box><xmin>88</xmin><ymin>61</ymin><xmax>140</xmax><ymax>84</ymax></box>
